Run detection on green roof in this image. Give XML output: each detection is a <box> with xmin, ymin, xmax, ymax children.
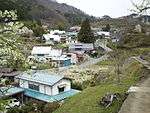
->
<box><xmin>24</xmin><ymin>88</ymin><xmax>80</xmax><ymax>102</ymax></box>
<box><xmin>0</xmin><ymin>87</ymin><xmax>24</xmax><ymax>98</ymax></box>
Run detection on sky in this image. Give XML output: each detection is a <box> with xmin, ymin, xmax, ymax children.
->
<box><xmin>57</xmin><ymin>0</ymin><xmax>137</xmax><ymax>18</ymax></box>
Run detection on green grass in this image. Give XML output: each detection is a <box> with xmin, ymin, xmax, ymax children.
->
<box><xmin>96</xmin><ymin>60</ymin><xmax>114</xmax><ymax>66</ymax></box>
<box><xmin>54</xmin><ymin>84</ymin><xmax>127</xmax><ymax>113</ymax></box>
<box><xmin>54</xmin><ymin>60</ymin><xmax>146</xmax><ymax>113</ymax></box>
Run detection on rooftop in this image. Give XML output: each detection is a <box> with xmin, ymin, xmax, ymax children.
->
<box><xmin>0</xmin><ymin>87</ymin><xmax>24</xmax><ymax>98</ymax></box>
<box><xmin>31</xmin><ymin>46</ymin><xmax>52</xmax><ymax>55</ymax></box>
<box><xmin>24</xmin><ymin>88</ymin><xmax>80</xmax><ymax>102</ymax></box>
<box><xmin>15</xmin><ymin>70</ymin><xmax>65</xmax><ymax>86</ymax></box>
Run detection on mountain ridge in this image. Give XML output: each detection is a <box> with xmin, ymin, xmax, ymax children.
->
<box><xmin>0</xmin><ymin>0</ymin><xmax>90</xmax><ymax>27</ymax></box>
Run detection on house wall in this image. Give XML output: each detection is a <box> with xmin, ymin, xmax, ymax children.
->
<box><xmin>20</xmin><ymin>79</ymin><xmax>28</xmax><ymax>89</ymax></box>
<box><xmin>52</xmin><ymin>79</ymin><xmax>71</xmax><ymax>95</ymax></box>
<box><xmin>19</xmin><ymin>78</ymin><xmax>71</xmax><ymax>96</ymax></box>
<box><xmin>19</xmin><ymin>79</ymin><xmax>52</xmax><ymax>95</ymax></box>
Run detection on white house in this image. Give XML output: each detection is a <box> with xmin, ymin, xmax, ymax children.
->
<box><xmin>50</xmin><ymin>30</ymin><xmax>66</xmax><ymax>35</ymax></box>
<box><xmin>29</xmin><ymin>46</ymin><xmax>72</xmax><ymax>67</ymax></box>
<box><xmin>31</xmin><ymin>46</ymin><xmax>62</xmax><ymax>57</ymax></box>
<box><xmin>31</xmin><ymin>46</ymin><xmax>52</xmax><ymax>57</ymax></box>
<box><xmin>43</xmin><ymin>34</ymin><xmax>67</xmax><ymax>44</ymax></box>
<box><xmin>97</xmin><ymin>31</ymin><xmax>110</xmax><ymax>39</ymax></box>
<box><xmin>15</xmin><ymin>70</ymin><xmax>79</xmax><ymax>102</ymax></box>
<box><xmin>42</xmin><ymin>30</ymin><xmax>67</xmax><ymax>44</ymax></box>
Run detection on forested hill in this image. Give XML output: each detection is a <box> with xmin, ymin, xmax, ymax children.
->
<box><xmin>0</xmin><ymin>0</ymin><xmax>90</xmax><ymax>27</ymax></box>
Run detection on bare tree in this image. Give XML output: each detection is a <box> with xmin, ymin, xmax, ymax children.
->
<box><xmin>131</xmin><ymin>0</ymin><xmax>150</xmax><ymax>14</ymax></box>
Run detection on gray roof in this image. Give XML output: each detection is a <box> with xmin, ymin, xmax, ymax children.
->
<box><xmin>69</xmin><ymin>43</ymin><xmax>94</xmax><ymax>49</ymax></box>
<box><xmin>15</xmin><ymin>70</ymin><xmax>64</xmax><ymax>86</ymax></box>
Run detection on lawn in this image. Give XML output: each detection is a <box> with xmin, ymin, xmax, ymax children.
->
<box><xmin>54</xmin><ymin>84</ymin><xmax>127</xmax><ymax>113</ymax></box>
<box><xmin>54</xmin><ymin>61</ymin><xmax>147</xmax><ymax>113</ymax></box>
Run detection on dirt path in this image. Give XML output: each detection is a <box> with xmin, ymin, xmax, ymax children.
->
<box><xmin>119</xmin><ymin>75</ymin><xmax>150</xmax><ymax>113</ymax></box>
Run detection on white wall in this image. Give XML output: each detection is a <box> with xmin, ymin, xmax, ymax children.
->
<box><xmin>52</xmin><ymin>79</ymin><xmax>71</xmax><ymax>95</ymax></box>
<box><xmin>20</xmin><ymin>80</ymin><xmax>28</xmax><ymax>89</ymax></box>
<box><xmin>19</xmin><ymin>79</ymin><xmax>71</xmax><ymax>96</ymax></box>
<box><xmin>39</xmin><ymin>84</ymin><xmax>52</xmax><ymax>95</ymax></box>
<box><xmin>45</xmin><ymin>85</ymin><xmax>52</xmax><ymax>95</ymax></box>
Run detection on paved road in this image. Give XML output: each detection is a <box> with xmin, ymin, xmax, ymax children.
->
<box><xmin>77</xmin><ymin>54</ymin><xmax>108</xmax><ymax>69</ymax></box>
<box><xmin>58</xmin><ymin>54</ymin><xmax>108</xmax><ymax>73</ymax></box>
<box><xmin>119</xmin><ymin>58</ymin><xmax>150</xmax><ymax>113</ymax></box>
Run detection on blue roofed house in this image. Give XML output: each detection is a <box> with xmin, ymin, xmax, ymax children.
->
<box><xmin>15</xmin><ymin>71</ymin><xmax>80</xmax><ymax>102</ymax></box>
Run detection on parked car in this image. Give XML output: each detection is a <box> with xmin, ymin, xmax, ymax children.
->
<box><xmin>5</xmin><ymin>98</ymin><xmax>20</xmax><ymax>109</ymax></box>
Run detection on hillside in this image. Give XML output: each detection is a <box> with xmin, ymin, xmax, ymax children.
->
<box><xmin>54</xmin><ymin>57</ymin><xmax>150</xmax><ymax>113</ymax></box>
<box><xmin>0</xmin><ymin>0</ymin><xmax>89</xmax><ymax>27</ymax></box>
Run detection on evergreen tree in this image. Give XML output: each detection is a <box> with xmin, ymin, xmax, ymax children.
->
<box><xmin>78</xmin><ymin>18</ymin><xmax>94</xmax><ymax>43</ymax></box>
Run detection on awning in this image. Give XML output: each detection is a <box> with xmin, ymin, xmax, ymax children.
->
<box><xmin>24</xmin><ymin>88</ymin><xmax>80</xmax><ymax>102</ymax></box>
<box><xmin>0</xmin><ymin>87</ymin><xmax>24</xmax><ymax>98</ymax></box>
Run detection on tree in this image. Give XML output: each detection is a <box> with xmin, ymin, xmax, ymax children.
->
<box><xmin>78</xmin><ymin>18</ymin><xmax>95</xmax><ymax>43</ymax></box>
<box><xmin>0</xmin><ymin>10</ymin><xmax>27</xmax><ymax>69</ymax></box>
<box><xmin>131</xmin><ymin>0</ymin><xmax>150</xmax><ymax>14</ymax></box>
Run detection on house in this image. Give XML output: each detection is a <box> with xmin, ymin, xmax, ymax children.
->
<box><xmin>69</xmin><ymin>43</ymin><xmax>94</xmax><ymax>53</ymax></box>
<box><xmin>51</xmin><ymin>55</ymin><xmax>71</xmax><ymax>67</ymax></box>
<box><xmin>69</xmin><ymin>26</ymin><xmax>81</xmax><ymax>32</ymax></box>
<box><xmin>15</xmin><ymin>70</ymin><xmax>79</xmax><ymax>102</ymax></box>
<box><xmin>31</xmin><ymin>46</ymin><xmax>52</xmax><ymax>57</ymax></box>
<box><xmin>50</xmin><ymin>30</ymin><xmax>66</xmax><ymax>35</ymax></box>
<box><xmin>64</xmin><ymin>53</ymin><xmax>78</xmax><ymax>64</ymax></box>
<box><xmin>0</xmin><ymin>68</ymin><xmax>20</xmax><ymax>82</ymax></box>
<box><xmin>42</xmin><ymin>34</ymin><xmax>67</xmax><ymax>44</ymax></box>
<box><xmin>97</xmin><ymin>31</ymin><xmax>110</xmax><ymax>39</ymax></box>
<box><xmin>30</xmin><ymin>46</ymin><xmax>62</xmax><ymax>61</ymax></box>
<box><xmin>29</xmin><ymin>46</ymin><xmax>71</xmax><ymax>67</ymax></box>
<box><xmin>42</xmin><ymin>30</ymin><xmax>67</xmax><ymax>44</ymax></box>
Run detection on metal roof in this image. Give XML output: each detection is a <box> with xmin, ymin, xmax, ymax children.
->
<box><xmin>15</xmin><ymin>70</ymin><xmax>64</xmax><ymax>86</ymax></box>
<box><xmin>31</xmin><ymin>46</ymin><xmax>52</xmax><ymax>55</ymax></box>
<box><xmin>69</xmin><ymin>43</ymin><xmax>94</xmax><ymax>49</ymax></box>
<box><xmin>0</xmin><ymin>87</ymin><xmax>24</xmax><ymax>98</ymax></box>
<box><xmin>24</xmin><ymin>88</ymin><xmax>80</xmax><ymax>102</ymax></box>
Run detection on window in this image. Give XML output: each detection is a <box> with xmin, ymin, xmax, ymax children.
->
<box><xmin>37</xmin><ymin>54</ymin><xmax>45</xmax><ymax>57</ymax></box>
<box><xmin>58</xmin><ymin>87</ymin><xmax>65</xmax><ymax>93</ymax></box>
<box><xmin>75</xmin><ymin>48</ymin><xmax>82</xmax><ymax>51</ymax></box>
<box><xmin>29</xmin><ymin>83</ymin><xmax>39</xmax><ymax>91</ymax></box>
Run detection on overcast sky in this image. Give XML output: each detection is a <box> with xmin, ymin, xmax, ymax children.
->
<box><xmin>57</xmin><ymin>0</ymin><xmax>137</xmax><ymax>18</ymax></box>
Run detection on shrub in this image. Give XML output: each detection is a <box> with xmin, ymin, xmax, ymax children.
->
<box><xmin>7</xmin><ymin>107</ymin><xmax>22</xmax><ymax>113</ymax></box>
<box><xmin>71</xmin><ymin>82</ymin><xmax>83</xmax><ymax>90</ymax></box>
<box><xmin>43</xmin><ymin>102</ymin><xmax>60</xmax><ymax>113</ymax></box>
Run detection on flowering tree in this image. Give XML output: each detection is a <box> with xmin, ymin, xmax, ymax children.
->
<box><xmin>0</xmin><ymin>10</ymin><xmax>27</xmax><ymax>69</ymax></box>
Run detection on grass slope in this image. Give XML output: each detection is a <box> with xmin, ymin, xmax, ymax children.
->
<box><xmin>54</xmin><ymin>61</ymin><xmax>147</xmax><ymax>113</ymax></box>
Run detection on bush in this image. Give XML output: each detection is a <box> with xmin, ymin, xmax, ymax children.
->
<box><xmin>21</xmin><ymin>101</ymin><xmax>36</xmax><ymax>113</ymax></box>
<box><xmin>43</xmin><ymin>102</ymin><xmax>60</xmax><ymax>113</ymax></box>
<box><xmin>71</xmin><ymin>82</ymin><xmax>83</xmax><ymax>90</ymax></box>
<box><xmin>7</xmin><ymin>107</ymin><xmax>22</xmax><ymax>113</ymax></box>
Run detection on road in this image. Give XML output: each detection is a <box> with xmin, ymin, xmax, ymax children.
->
<box><xmin>77</xmin><ymin>54</ymin><xmax>108</xmax><ymax>69</ymax></box>
<box><xmin>119</xmin><ymin>57</ymin><xmax>150</xmax><ymax>113</ymax></box>
<box><xmin>58</xmin><ymin>54</ymin><xmax>108</xmax><ymax>73</ymax></box>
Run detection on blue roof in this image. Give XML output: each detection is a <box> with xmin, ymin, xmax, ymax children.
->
<box><xmin>15</xmin><ymin>70</ymin><xmax>64</xmax><ymax>86</ymax></box>
<box><xmin>0</xmin><ymin>87</ymin><xmax>24</xmax><ymax>97</ymax></box>
<box><xmin>24</xmin><ymin>88</ymin><xmax>80</xmax><ymax>102</ymax></box>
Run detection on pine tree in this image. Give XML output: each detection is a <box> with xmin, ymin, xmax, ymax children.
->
<box><xmin>78</xmin><ymin>18</ymin><xmax>95</xmax><ymax>43</ymax></box>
